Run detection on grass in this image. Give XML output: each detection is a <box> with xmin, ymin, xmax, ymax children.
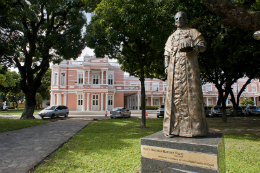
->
<box><xmin>0</xmin><ymin>109</ymin><xmax>41</xmax><ymax>115</ymax></box>
<box><xmin>0</xmin><ymin>118</ymin><xmax>47</xmax><ymax>133</ymax></box>
<box><xmin>32</xmin><ymin>117</ymin><xmax>260</xmax><ymax>173</ymax></box>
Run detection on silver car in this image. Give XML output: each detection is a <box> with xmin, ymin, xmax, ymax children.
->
<box><xmin>157</xmin><ymin>104</ymin><xmax>164</xmax><ymax>118</ymax></box>
<box><xmin>244</xmin><ymin>106</ymin><xmax>260</xmax><ymax>116</ymax></box>
<box><xmin>39</xmin><ymin>105</ymin><xmax>69</xmax><ymax>119</ymax></box>
<box><xmin>110</xmin><ymin>107</ymin><xmax>131</xmax><ymax>118</ymax></box>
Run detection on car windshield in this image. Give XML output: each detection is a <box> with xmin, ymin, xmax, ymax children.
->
<box><xmin>214</xmin><ymin>106</ymin><xmax>221</xmax><ymax>110</ymax></box>
<box><xmin>249</xmin><ymin>106</ymin><xmax>257</xmax><ymax>109</ymax></box>
<box><xmin>160</xmin><ymin>105</ymin><xmax>164</xmax><ymax>108</ymax></box>
<box><xmin>45</xmin><ymin>106</ymin><xmax>57</xmax><ymax>110</ymax></box>
<box><xmin>112</xmin><ymin>108</ymin><xmax>122</xmax><ymax>111</ymax></box>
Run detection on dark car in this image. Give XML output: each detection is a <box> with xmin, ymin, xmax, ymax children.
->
<box><xmin>204</xmin><ymin>107</ymin><xmax>210</xmax><ymax>117</ymax></box>
<box><xmin>244</xmin><ymin>106</ymin><xmax>260</xmax><ymax>116</ymax></box>
<box><xmin>157</xmin><ymin>104</ymin><xmax>165</xmax><ymax>118</ymax></box>
<box><xmin>230</xmin><ymin>106</ymin><xmax>244</xmax><ymax>116</ymax></box>
<box><xmin>210</xmin><ymin>106</ymin><xmax>222</xmax><ymax>117</ymax></box>
<box><xmin>38</xmin><ymin>105</ymin><xmax>69</xmax><ymax>119</ymax></box>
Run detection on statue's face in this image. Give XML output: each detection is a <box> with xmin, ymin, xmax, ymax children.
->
<box><xmin>175</xmin><ymin>12</ymin><xmax>187</xmax><ymax>28</ymax></box>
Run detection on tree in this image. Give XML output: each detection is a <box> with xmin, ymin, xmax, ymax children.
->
<box><xmin>38</xmin><ymin>68</ymin><xmax>51</xmax><ymax>100</ymax></box>
<box><xmin>179</xmin><ymin>1</ymin><xmax>260</xmax><ymax>121</ymax></box>
<box><xmin>0</xmin><ymin>69</ymin><xmax>20</xmax><ymax>103</ymax></box>
<box><xmin>241</xmin><ymin>97</ymin><xmax>255</xmax><ymax>106</ymax></box>
<box><xmin>1</xmin><ymin>0</ymin><xmax>99</xmax><ymax>119</ymax></box>
<box><xmin>35</xmin><ymin>93</ymin><xmax>43</xmax><ymax>109</ymax></box>
<box><xmin>201</xmin><ymin>0</ymin><xmax>260</xmax><ymax>31</ymax></box>
<box><xmin>86</xmin><ymin>0</ymin><xmax>176</xmax><ymax>128</ymax></box>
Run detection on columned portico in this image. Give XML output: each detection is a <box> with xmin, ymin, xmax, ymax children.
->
<box><xmin>138</xmin><ymin>94</ymin><xmax>140</xmax><ymax>110</ymax></box>
<box><xmin>51</xmin><ymin>92</ymin><xmax>55</xmax><ymax>105</ymax></box>
<box><xmin>87</xmin><ymin>93</ymin><xmax>90</xmax><ymax>111</ymax></box>
<box><xmin>88</xmin><ymin>70</ymin><xmax>90</xmax><ymax>84</ymax></box>
<box><xmin>105</xmin><ymin>93</ymin><xmax>108</xmax><ymax>110</ymax></box>
<box><xmin>63</xmin><ymin>93</ymin><xmax>67</xmax><ymax>106</ymax></box>
<box><xmin>101</xmin><ymin>93</ymin><xmax>104</xmax><ymax>111</ymax></box>
<box><xmin>82</xmin><ymin>93</ymin><xmax>85</xmax><ymax>111</ymax></box>
<box><xmin>163</xmin><ymin>95</ymin><xmax>165</xmax><ymax>104</ymax></box>
<box><xmin>83</xmin><ymin>70</ymin><xmax>86</xmax><ymax>84</ymax></box>
<box><xmin>57</xmin><ymin>93</ymin><xmax>61</xmax><ymax>105</ymax></box>
<box><xmin>101</xmin><ymin>71</ymin><xmax>104</xmax><ymax>84</ymax></box>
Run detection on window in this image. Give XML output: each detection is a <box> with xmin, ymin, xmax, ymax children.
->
<box><xmin>93</xmin><ymin>74</ymin><xmax>99</xmax><ymax>84</ymax></box>
<box><xmin>108</xmin><ymin>74</ymin><xmax>113</xmax><ymax>85</ymax></box>
<box><xmin>78</xmin><ymin>95</ymin><xmax>83</xmax><ymax>105</ymax></box>
<box><xmin>207</xmin><ymin>98</ymin><xmax>213</xmax><ymax>106</ymax></box>
<box><xmin>153</xmin><ymin>98</ymin><xmax>160</xmax><ymax>105</ymax></box>
<box><xmin>206</xmin><ymin>84</ymin><xmax>212</xmax><ymax>92</ymax></box>
<box><xmin>93</xmin><ymin>95</ymin><xmax>98</xmax><ymax>105</ymax></box>
<box><xmin>54</xmin><ymin>73</ymin><xmax>58</xmax><ymax>85</ymax></box>
<box><xmin>108</xmin><ymin>95</ymin><xmax>113</xmax><ymax>105</ymax></box>
<box><xmin>227</xmin><ymin>99</ymin><xmax>231</xmax><ymax>105</ymax></box>
<box><xmin>252</xmin><ymin>85</ymin><xmax>257</xmax><ymax>92</ymax></box>
<box><xmin>163</xmin><ymin>83</ymin><xmax>167</xmax><ymax>91</ymax></box>
<box><xmin>245</xmin><ymin>86</ymin><xmax>248</xmax><ymax>92</ymax></box>
<box><xmin>78</xmin><ymin>73</ymin><xmax>83</xmax><ymax>84</ymax></box>
<box><xmin>60</xmin><ymin>73</ymin><xmax>65</xmax><ymax>85</ymax></box>
<box><xmin>145</xmin><ymin>82</ymin><xmax>149</xmax><ymax>91</ymax></box>
<box><xmin>152</xmin><ymin>83</ymin><xmax>159</xmax><ymax>91</ymax></box>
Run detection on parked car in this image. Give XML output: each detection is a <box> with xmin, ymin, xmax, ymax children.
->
<box><xmin>110</xmin><ymin>107</ymin><xmax>131</xmax><ymax>118</ymax></box>
<box><xmin>244</xmin><ymin>106</ymin><xmax>260</xmax><ymax>116</ymax></box>
<box><xmin>157</xmin><ymin>104</ymin><xmax>165</xmax><ymax>118</ymax></box>
<box><xmin>204</xmin><ymin>107</ymin><xmax>211</xmax><ymax>117</ymax></box>
<box><xmin>38</xmin><ymin>105</ymin><xmax>69</xmax><ymax>119</ymax></box>
<box><xmin>210</xmin><ymin>106</ymin><xmax>222</xmax><ymax>117</ymax></box>
<box><xmin>230</xmin><ymin>106</ymin><xmax>244</xmax><ymax>116</ymax></box>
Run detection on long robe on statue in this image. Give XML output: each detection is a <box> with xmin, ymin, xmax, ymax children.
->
<box><xmin>163</xmin><ymin>27</ymin><xmax>208</xmax><ymax>137</ymax></box>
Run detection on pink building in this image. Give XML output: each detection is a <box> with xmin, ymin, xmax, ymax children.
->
<box><xmin>202</xmin><ymin>78</ymin><xmax>260</xmax><ymax>106</ymax></box>
<box><xmin>50</xmin><ymin>56</ymin><xmax>166</xmax><ymax>111</ymax></box>
<box><xmin>50</xmin><ymin>56</ymin><xmax>260</xmax><ymax>111</ymax></box>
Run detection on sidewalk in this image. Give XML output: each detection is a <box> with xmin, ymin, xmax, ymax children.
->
<box><xmin>0</xmin><ymin>120</ymin><xmax>90</xmax><ymax>173</ymax></box>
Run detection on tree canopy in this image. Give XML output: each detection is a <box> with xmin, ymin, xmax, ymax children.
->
<box><xmin>86</xmin><ymin>0</ymin><xmax>178</xmax><ymax>128</ymax></box>
<box><xmin>1</xmin><ymin>0</ymin><xmax>99</xmax><ymax>119</ymax></box>
<box><xmin>201</xmin><ymin>0</ymin><xmax>260</xmax><ymax>31</ymax></box>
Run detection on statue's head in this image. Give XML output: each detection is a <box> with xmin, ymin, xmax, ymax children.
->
<box><xmin>175</xmin><ymin>11</ymin><xmax>187</xmax><ymax>28</ymax></box>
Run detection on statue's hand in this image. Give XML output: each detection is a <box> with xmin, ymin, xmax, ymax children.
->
<box><xmin>193</xmin><ymin>46</ymin><xmax>199</xmax><ymax>52</ymax></box>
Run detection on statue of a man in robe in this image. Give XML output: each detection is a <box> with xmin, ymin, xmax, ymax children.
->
<box><xmin>163</xmin><ymin>11</ymin><xmax>208</xmax><ymax>137</ymax></box>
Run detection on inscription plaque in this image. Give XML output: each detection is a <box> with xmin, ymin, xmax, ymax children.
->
<box><xmin>141</xmin><ymin>131</ymin><xmax>225</xmax><ymax>173</ymax></box>
<box><xmin>141</xmin><ymin>145</ymin><xmax>218</xmax><ymax>170</ymax></box>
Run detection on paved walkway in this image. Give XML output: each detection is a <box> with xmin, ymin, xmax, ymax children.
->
<box><xmin>0</xmin><ymin>120</ymin><xmax>90</xmax><ymax>173</ymax></box>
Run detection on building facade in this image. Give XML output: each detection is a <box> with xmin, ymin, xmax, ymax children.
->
<box><xmin>50</xmin><ymin>56</ymin><xmax>260</xmax><ymax>111</ymax></box>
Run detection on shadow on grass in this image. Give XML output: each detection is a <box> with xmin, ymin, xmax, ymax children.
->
<box><xmin>207</xmin><ymin>116</ymin><xmax>260</xmax><ymax>142</ymax></box>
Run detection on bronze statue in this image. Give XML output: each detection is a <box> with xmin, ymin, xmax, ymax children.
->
<box><xmin>163</xmin><ymin>12</ymin><xmax>208</xmax><ymax>137</ymax></box>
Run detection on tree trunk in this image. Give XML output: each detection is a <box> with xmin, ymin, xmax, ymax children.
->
<box><xmin>140</xmin><ymin>66</ymin><xmax>146</xmax><ymax>129</ymax></box>
<box><xmin>230</xmin><ymin>90</ymin><xmax>238</xmax><ymax>117</ymax></box>
<box><xmin>20</xmin><ymin>91</ymin><xmax>36</xmax><ymax>119</ymax></box>
<box><xmin>221</xmin><ymin>98</ymin><xmax>227</xmax><ymax>122</ymax></box>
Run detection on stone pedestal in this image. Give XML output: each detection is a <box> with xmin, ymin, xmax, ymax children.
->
<box><xmin>141</xmin><ymin>131</ymin><xmax>225</xmax><ymax>173</ymax></box>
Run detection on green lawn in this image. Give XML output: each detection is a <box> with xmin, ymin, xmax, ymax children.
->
<box><xmin>0</xmin><ymin>109</ymin><xmax>41</xmax><ymax>115</ymax></box>
<box><xmin>33</xmin><ymin>117</ymin><xmax>260</xmax><ymax>173</ymax></box>
<box><xmin>0</xmin><ymin>118</ymin><xmax>47</xmax><ymax>133</ymax></box>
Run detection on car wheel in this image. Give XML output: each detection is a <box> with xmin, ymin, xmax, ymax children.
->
<box><xmin>111</xmin><ymin>117</ymin><xmax>113</xmax><ymax>119</ymax></box>
<box><xmin>157</xmin><ymin>115</ymin><xmax>159</xmax><ymax>118</ymax></box>
<box><xmin>51</xmin><ymin>114</ymin><xmax>55</xmax><ymax>119</ymax></box>
<box><xmin>65</xmin><ymin>113</ymin><xmax>68</xmax><ymax>118</ymax></box>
